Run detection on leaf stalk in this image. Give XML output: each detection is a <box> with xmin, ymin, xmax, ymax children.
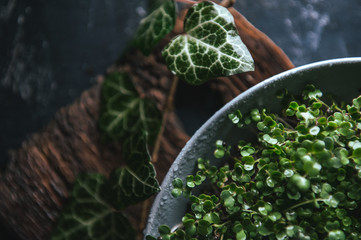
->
<box><xmin>175</xmin><ymin>0</ymin><xmax>197</xmax><ymax>5</ymax></box>
<box><xmin>152</xmin><ymin>76</ymin><xmax>180</xmax><ymax>162</ymax></box>
<box><xmin>284</xmin><ymin>198</ymin><xmax>325</xmax><ymax>212</ymax></box>
<box><xmin>219</xmin><ymin>0</ymin><xmax>236</xmax><ymax>8</ymax></box>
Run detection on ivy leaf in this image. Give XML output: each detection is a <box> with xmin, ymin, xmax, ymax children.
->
<box><xmin>134</xmin><ymin>0</ymin><xmax>176</xmax><ymax>55</ymax></box>
<box><xmin>51</xmin><ymin>173</ymin><xmax>135</xmax><ymax>240</ymax></box>
<box><xmin>99</xmin><ymin>72</ymin><xmax>162</xmax><ymax>144</ymax></box>
<box><xmin>162</xmin><ymin>1</ymin><xmax>254</xmax><ymax>85</ymax></box>
<box><xmin>108</xmin><ymin>132</ymin><xmax>161</xmax><ymax>210</ymax></box>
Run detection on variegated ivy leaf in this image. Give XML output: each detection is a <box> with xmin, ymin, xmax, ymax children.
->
<box><xmin>134</xmin><ymin>0</ymin><xmax>176</xmax><ymax>55</ymax></box>
<box><xmin>108</xmin><ymin>132</ymin><xmax>160</xmax><ymax>210</ymax></box>
<box><xmin>162</xmin><ymin>1</ymin><xmax>254</xmax><ymax>85</ymax></box>
<box><xmin>51</xmin><ymin>173</ymin><xmax>135</xmax><ymax>240</ymax></box>
<box><xmin>99</xmin><ymin>72</ymin><xmax>162</xmax><ymax>144</ymax></box>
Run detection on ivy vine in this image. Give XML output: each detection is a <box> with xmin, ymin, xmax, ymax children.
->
<box><xmin>51</xmin><ymin>0</ymin><xmax>254</xmax><ymax>239</ymax></box>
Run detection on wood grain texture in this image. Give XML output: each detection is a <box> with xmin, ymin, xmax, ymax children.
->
<box><xmin>0</xmin><ymin>7</ymin><xmax>294</xmax><ymax>240</ymax></box>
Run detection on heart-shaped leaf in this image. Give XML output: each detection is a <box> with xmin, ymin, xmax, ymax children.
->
<box><xmin>51</xmin><ymin>173</ymin><xmax>135</xmax><ymax>240</ymax></box>
<box><xmin>162</xmin><ymin>1</ymin><xmax>254</xmax><ymax>85</ymax></box>
<box><xmin>99</xmin><ymin>72</ymin><xmax>162</xmax><ymax>144</ymax></box>
<box><xmin>134</xmin><ymin>0</ymin><xmax>176</xmax><ymax>55</ymax></box>
<box><xmin>51</xmin><ymin>135</ymin><xmax>160</xmax><ymax>239</ymax></box>
<box><xmin>98</xmin><ymin>72</ymin><xmax>160</xmax><ymax>208</ymax></box>
<box><xmin>108</xmin><ymin>133</ymin><xmax>160</xmax><ymax>210</ymax></box>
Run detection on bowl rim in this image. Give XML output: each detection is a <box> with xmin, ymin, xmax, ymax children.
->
<box><xmin>144</xmin><ymin>57</ymin><xmax>361</xmax><ymax>237</ymax></box>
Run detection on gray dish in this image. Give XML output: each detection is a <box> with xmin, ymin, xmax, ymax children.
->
<box><xmin>144</xmin><ymin>57</ymin><xmax>361</xmax><ymax>238</ymax></box>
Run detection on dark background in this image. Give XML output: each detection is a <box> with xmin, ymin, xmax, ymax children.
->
<box><xmin>0</xmin><ymin>0</ymin><xmax>361</xmax><ymax>238</ymax></box>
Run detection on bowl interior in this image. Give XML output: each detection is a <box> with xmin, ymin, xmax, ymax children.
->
<box><xmin>144</xmin><ymin>58</ymin><xmax>361</xmax><ymax>238</ymax></box>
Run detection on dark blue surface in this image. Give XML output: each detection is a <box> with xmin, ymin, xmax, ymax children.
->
<box><xmin>0</xmin><ymin>0</ymin><xmax>146</xmax><ymax>167</ymax></box>
<box><xmin>236</xmin><ymin>0</ymin><xmax>361</xmax><ymax>66</ymax></box>
<box><xmin>1</xmin><ymin>0</ymin><xmax>361</xmax><ymax>238</ymax></box>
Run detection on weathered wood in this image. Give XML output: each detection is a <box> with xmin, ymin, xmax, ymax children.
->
<box><xmin>0</xmin><ymin>8</ymin><xmax>294</xmax><ymax>240</ymax></box>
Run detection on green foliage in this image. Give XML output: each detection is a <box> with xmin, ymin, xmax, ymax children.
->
<box><xmin>99</xmin><ymin>72</ymin><xmax>162</xmax><ymax>144</ymax></box>
<box><xmin>51</xmin><ymin>174</ymin><xmax>135</xmax><ymax>240</ymax></box>
<box><xmin>51</xmin><ymin>135</ymin><xmax>160</xmax><ymax>240</ymax></box>
<box><xmin>134</xmin><ymin>0</ymin><xmax>176</xmax><ymax>55</ymax></box>
<box><xmin>53</xmin><ymin>73</ymin><xmax>161</xmax><ymax>240</ymax></box>
<box><xmin>162</xmin><ymin>1</ymin><xmax>254</xmax><ymax>85</ymax></box>
<box><xmin>54</xmin><ymin>0</ymin><xmax>257</xmax><ymax>239</ymax></box>
<box><xmin>151</xmin><ymin>85</ymin><xmax>361</xmax><ymax>239</ymax></box>
<box><xmin>52</xmin><ymin>135</ymin><xmax>160</xmax><ymax>240</ymax></box>
<box><xmin>108</xmin><ymin>133</ymin><xmax>160</xmax><ymax>210</ymax></box>
<box><xmin>214</xmin><ymin>139</ymin><xmax>231</xmax><ymax>159</ymax></box>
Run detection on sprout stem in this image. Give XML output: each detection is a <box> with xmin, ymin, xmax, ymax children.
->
<box><xmin>242</xmin><ymin>209</ymin><xmax>260</xmax><ymax>215</ymax></box>
<box><xmin>284</xmin><ymin>198</ymin><xmax>325</xmax><ymax>212</ymax></box>
<box><xmin>171</xmin><ymin>222</ymin><xmax>184</xmax><ymax>232</ymax></box>
<box><xmin>275</xmin><ymin>116</ymin><xmax>295</xmax><ymax>130</ymax></box>
<box><xmin>213</xmin><ymin>220</ymin><xmax>231</xmax><ymax>228</ymax></box>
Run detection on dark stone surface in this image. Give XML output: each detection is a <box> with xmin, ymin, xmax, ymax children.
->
<box><xmin>0</xmin><ymin>0</ymin><xmax>147</xmax><ymax>167</ymax></box>
<box><xmin>235</xmin><ymin>0</ymin><xmax>361</xmax><ymax>66</ymax></box>
<box><xmin>0</xmin><ymin>0</ymin><xmax>360</xmax><ymax>238</ymax></box>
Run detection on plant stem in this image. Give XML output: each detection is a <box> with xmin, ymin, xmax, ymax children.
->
<box><xmin>219</xmin><ymin>0</ymin><xmax>236</xmax><ymax>8</ymax></box>
<box><xmin>176</xmin><ymin>0</ymin><xmax>237</xmax><ymax>8</ymax></box>
<box><xmin>317</xmin><ymin>99</ymin><xmax>331</xmax><ymax>110</ymax></box>
<box><xmin>171</xmin><ymin>222</ymin><xmax>184</xmax><ymax>232</ymax></box>
<box><xmin>331</xmin><ymin>102</ymin><xmax>343</xmax><ymax>112</ymax></box>
<box><xmin>242</xmin><ymin>209</ymin><xmax>260</xmax><ymax>215</ymax></box>
<box><xmin>175</xmin><ymin>0</ymin><xmax>197</xmax><ymax>5</ymax></box>
<box><xmin>152</xmin><ymin>76</ymin><xmax>179</xmax><ymax>162</ymax></box>
<box><xmin>213</xmin><ymin>220</ymin><xmax>231</xmax><ymax>228</ymax></box>
<box><xmin>284</xmin><ymin>198</ymin><xmax>325</xmax><ymax>212</ymax></box>
<box><xmin>275</xmin><ymin>116</ymin><xmax>295</xmax><ymax>130</ymax></box>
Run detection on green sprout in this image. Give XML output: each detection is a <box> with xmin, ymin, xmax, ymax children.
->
<box><xmin>153</xmin><ymin>85</ymin><xmax>361</xmax><ymax>239</ymax></box>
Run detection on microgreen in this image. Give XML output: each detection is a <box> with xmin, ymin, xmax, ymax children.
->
<box><xmin>153</xmin><ymin>85</ymin><xmax>361</xmax><ymax>239</ymax></box>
